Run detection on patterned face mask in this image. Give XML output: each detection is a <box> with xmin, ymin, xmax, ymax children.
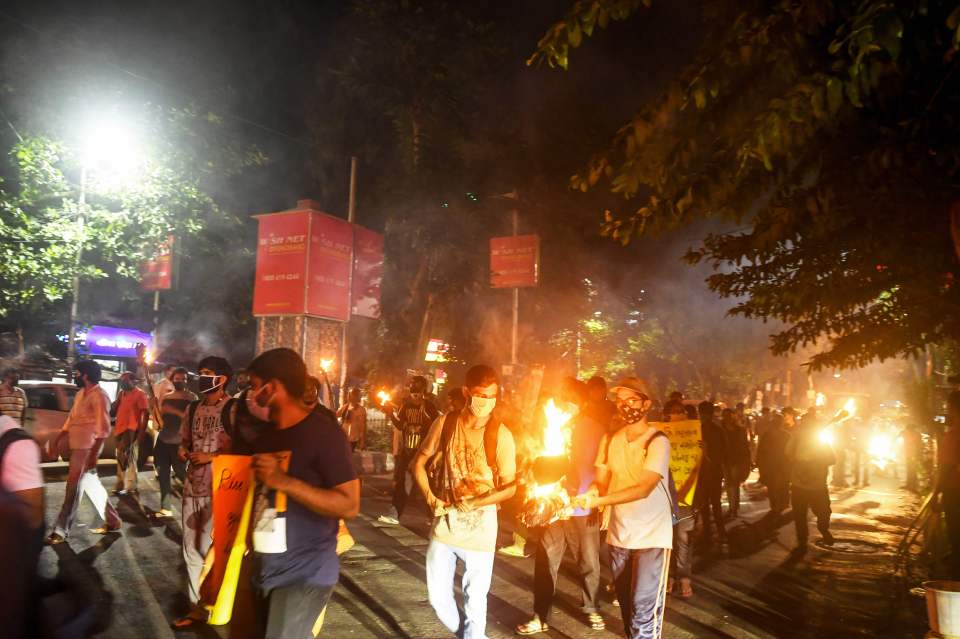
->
<box><xmin>469</xmin><ymin>395</ymin><xmax>497</xmax><ymax>418</ymax></box>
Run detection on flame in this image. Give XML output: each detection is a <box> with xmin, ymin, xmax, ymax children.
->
<box><xmin>818</xmin><ymin>428</ymin><xmax>835</xmax><ymax>446</ymax></box>
<box><xmin>377</xmin><ymin>390</ymin><xmax>391</xmax><ymax>404</ymax></box>
<box><xmin>815</xmin><ymin>392</ymin><xmax>827</xmax><ymax>407</ymax></box>
<box><xmin>867</xmin><ymin>432</ymin><xmax>896</xmax><ymax>470</ymax></box>
<box><xmin>320</xmin><ymin>358</ymin><xmax>333</xmax><ymax>373</ymax></box>
<box><xmin>541</xmin><ymin>398</ymin><xmax>574</xmax><ymax>457</ymax></box>
<box><xmin>144</xmin><ymin>348</ymin><xmax>156</xmax><ymax>365</ymax></box>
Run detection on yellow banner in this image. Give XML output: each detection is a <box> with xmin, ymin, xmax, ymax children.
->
<box><xmin>652</xmin><ymin>420</ymin><xmax>703</xmax><ymax>506</ymax></box>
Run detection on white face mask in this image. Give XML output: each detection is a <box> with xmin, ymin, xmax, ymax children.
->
<box><xmin>469</xmin><ymin>395</ymin><xmax>496</xmax><ymax>418</ymax></box>
<box><xmin>246</xmin><ymin>387</ymin><xmax>273</xmax><ymax>422</ymax></box>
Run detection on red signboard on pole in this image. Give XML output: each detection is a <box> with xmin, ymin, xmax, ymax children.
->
<box><xmin>351</xmin><ymin>225</ymin><xmax>384</xmax><ymax>319</ymax></box>
<box><xmin>490</xmin><ymin>234</ymin><xmax>540</xmax><ymax>288</ymax></box>
<box><xmin>306</xmin><ymin>214</ymin><xmax>353</xmax><ymax>321</ymax></box>
<box><xmin>252</xmin><ymin>211</ymin><xmax>310</xmax><ymax>315</ymax></box>
<box><xmin>141</xmin><ymin>235</ymin><xmax>176</xmax><ymax>291</ymax></box>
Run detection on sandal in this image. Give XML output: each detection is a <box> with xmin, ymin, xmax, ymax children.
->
<box><xmin>587</xmin><ymin>612</ymin><xmax>605</xmax><ymax>630</ymax></box>
<box><xmin>45</xmin><ymin>533</ymin><xmax>66</xmax><ymax>545</ymax></box>
<box><xmin>89</xmin><ymin>525</ymin><xmax>121</xmax><ymax>535</ymax></box>
<box><xmin>515</xmin><ymin>617</ymin><xmax>548</xmax><ymax>635</ymax></box>
<box><xmin>171</xmin><ymin>609</ymin><xmax>208</xmax><ymax>629</ymax></box>
<box><xmin>679</xmin><ymin>578</ymin><xmax>694</xmax><ymax>599</ymax></box>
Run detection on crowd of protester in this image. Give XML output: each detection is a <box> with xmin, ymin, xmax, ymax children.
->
<box><xmin>1</xmin><ymin>356</ymin><xmax>959</xmax><ymax>639</ymax></box>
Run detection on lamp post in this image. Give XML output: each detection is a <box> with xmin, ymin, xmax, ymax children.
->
<box><xmin>65</xmin><ymin>118</ymin><xmax>141</xmax><ymax>365</ymax></box>
<box><xmin>66</xmin><ymin>164</ymin><xmax>88</xmax><ymax>365</ymax></box>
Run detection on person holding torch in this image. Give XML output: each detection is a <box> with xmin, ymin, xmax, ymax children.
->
<box><xmin>784</xmin><ymin>406</ymin><xmax>836</xmax><ymax>557</ymax></box>
<box><xmin>573</xmin><ymin>376</ymin><xmax>673</xmax><ymax>639</ymax></box>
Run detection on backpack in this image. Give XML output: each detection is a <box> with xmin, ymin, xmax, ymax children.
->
<box><xmin>424</xmin><ymin>410</ymin><xmax>501</xmax><ymax>502</ymax></box>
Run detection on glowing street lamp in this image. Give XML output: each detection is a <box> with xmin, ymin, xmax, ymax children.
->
<box><xmin>66</xmin><ymin>116</ymin><xmax>143</xmax><ymax>364</ymax></box>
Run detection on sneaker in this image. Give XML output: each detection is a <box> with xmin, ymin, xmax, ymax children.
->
<box><xmin>155</xmin><ymin>508</ymin><xmax>174</xmax><ymax>518</ymax></box>
<box><xmin>377</xmin><ymin>515</ymin><xmax>399</xmax><ymax>525</ymax></box>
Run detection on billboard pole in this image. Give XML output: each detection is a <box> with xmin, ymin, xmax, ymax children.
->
<box><xmin>511</xmin><ymin>207</ymin><xmax>519</xmax><ymax>366</ymax></box>
<box><xmin>340</xmin><ymin>156</ymin><xmax>358</xmax><ymax>400</ymax></box>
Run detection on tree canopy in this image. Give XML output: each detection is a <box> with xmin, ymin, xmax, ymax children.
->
<box><xmin>532</xmin><ymin>0</ymin><xmax>960</xmax><ymax>370</ymax></box>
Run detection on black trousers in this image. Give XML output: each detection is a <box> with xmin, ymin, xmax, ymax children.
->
<box><xmin>392</xmin><ymin>448</ymin><xmax>416</xmax><ymax>516</ymax></box>
<box><xmin>791</xmin><ymin>485</ymin><xmax>831</xmax><ymax>544</ymax></box>
<box><xmin>697</xmin><ymin>466</ymin><xmax>724</xmax><ymax>537</ymax></box>
<box><xmin>154</xmin><ymin>441</ymin><xmax>186</xmax><ymax>510</ymax></box>
<box><xmin>257</xmin><ymin>582</ymin><xmax>335</xmax><ymax>639</ymax></box>
<box><xmin>533</xmin><ymin>513</ymin><xmax>601</xmax><ymax>620</ymax></box>
<box><xmin>768</xmin><ymin>473</ymin><xmax>790</xmax><ymax>513</ymax></box>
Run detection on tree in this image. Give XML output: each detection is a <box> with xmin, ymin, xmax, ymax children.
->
<box><xmin>531</xmin><ymin>0</ymin><xmax>960</xmax><ymax>370</ymax></box>
<box><xmin>0</xmin><ymin>106</ymin><xmax>264</xmax><ymax>358</ymax></box>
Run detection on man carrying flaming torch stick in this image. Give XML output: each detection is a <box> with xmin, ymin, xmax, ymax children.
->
<box><xmin>413</xmin><ymin>365</ymin><xmax>516</xmax><ymax>639</ymax></box>
<box><xmin>516</xmin><ymin>378</ymin><xmax>607</xmax><ymax>635</ymax></box>
<box><xmin>573</xmin><ymin>377</ymin><xmax>673</xmax><ymax>639</ymax></box>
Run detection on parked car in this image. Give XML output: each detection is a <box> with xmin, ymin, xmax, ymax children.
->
<box><xmin>20</xmin><ymin>381</ymin><xmax>117</xmax><ymax>462</ymax></box>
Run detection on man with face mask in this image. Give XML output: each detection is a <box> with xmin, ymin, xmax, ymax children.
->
<box><xmin>0</xmin><ymin>368</ymin><xmax>27</xmax><ymax>425</ymax></box>
<box><xmin>154</xmin><ymin>368</ymin><xmax>196</xmax><ymax>517</ymax></box>
<box><xmin>379</xmin><ymin>375</ymin><xmax>439</xmax><ymax>525</ymax></box>
<box><xmin>174</xmin><ymin>356</ymin><xmax>233</xmax><ymax>628</ymax></box>
<box><xmin>47</xmin><ymin>360</ymin><xmax>122</xmax><ymax>544</ymax></box>
<box><xmin>413</xmin><ymin>365</ymin><xmax>517</xmax><ymax>639</ymax></box>
<box><xmin>245</xmin><ymin>348</ymin><xmax>360</xmax><ymax>637</ymax></box>
<box><xmin>574</xmin><ymin>376</ymin><xmax>673</xmax><ymax>639</ymax></box>
<box><xmin>517</xmin><ymin>378</ymin><xmax>607</xmax><ymax>635</ymax></box>
<box><xmin>111</xmin><ymin>371</ymin><xmax>149</xmax><ymax>495</ymax></box>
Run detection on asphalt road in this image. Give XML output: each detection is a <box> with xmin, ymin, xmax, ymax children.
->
<box><xmin>37</xmin><ymin>465</ymin><xmax>930</xmax><ymax>638</ymax></box>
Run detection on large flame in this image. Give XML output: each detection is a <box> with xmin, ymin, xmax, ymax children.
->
<box><xmin>520</xmin><ymin>399</ymin><xmax>576</xmax><ymax>527</ymax></box>
<box><xmin>541</xmin><ymin>398</ymin><xmax>574</xmax><ymax>457</ymax></box>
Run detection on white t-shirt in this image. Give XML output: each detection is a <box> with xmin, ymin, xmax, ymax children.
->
<box><xmin>183</xmin><ymin>396</ymin><xmax>232</xmax><ymax>498</ymax></box>
<box><xmin>0</xmin><ymin>415</ymin><xmax>42</xmax><ymax>492</ymax></box>
<box><xmin>598</xmin><ymin>426</ymin><xmax>673</xmax><ymax>550</ymax></box>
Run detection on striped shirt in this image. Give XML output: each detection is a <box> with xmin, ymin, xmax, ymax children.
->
<box><xmin>0</xmin><ymin>387</ymin><xmax>27</xmax><ymax>425</ymax></box>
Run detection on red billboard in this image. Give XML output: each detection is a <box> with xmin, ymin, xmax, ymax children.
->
<box><xmin>252</xmin><ymin>211</ymin><xmax>310</xmax><ymax>315</ymax></box>
<box><xmin>351</xmin><ymin>225</ymin><xmax>384</xmax><ymax>319</ymax></box>
<box><xmin>140</xmin><ymin>235</ymin><xmax>176</xmax><ymax>291</ymax></box>
<box><xmin>490</xmin><ymin>234</ymin><xmax>540</xmax><ymax>288</ymax></box>
<box><xmin>306</xmin><ymin>213</ymin><xmax>353</xmax><ymax>321</ymax></box>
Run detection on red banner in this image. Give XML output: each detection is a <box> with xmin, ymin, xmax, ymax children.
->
<box><xmin>351</xmin><ymin>225</ymin><xmax>384</xmax><ymax>319</ymax></box>
<box><xmin>140</xmin><ymin>235</ymin><xmax>175</xmax><ymax>291</ymax></box>
<box><xmin>490</xmin><ymin>234</ymin><xmax>540</xmax><ymax>288</ymax></box>
<box><xmin>252</xmin><ymin>212</ymin><xmax>310</xmax><ymax>315</ymax></box>
<box><xmin>306</xmin><ymin>213</ymin><xmax>353</xmax><ymax>321</ymax></box>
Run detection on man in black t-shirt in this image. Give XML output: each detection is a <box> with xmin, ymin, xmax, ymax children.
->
<box><xmin>247</xmin><ymin>348</ymin><xmax>360</xmax><ymax>638</ymax></box>
<box><xmin>379</xmin><ymin>376</ymin><xmax>438</xmax><ymax>525</ymax></box>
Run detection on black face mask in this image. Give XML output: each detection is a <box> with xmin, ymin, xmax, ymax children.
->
<box><xmin>173</xmin><ymin>381</ymin><xmax>187</xmax><ymax>392</ymax></box>
<box><xmin>617</xmin><ymin>402</ymin><xmax>649</xmax><ymax>425</ymax></box>
<box><xmin>198</xmin><ymin>375</ymin><xmax>222</xmax><ymax>395</ymax></box>
<box><xmin>74</xmin><ymin>376</ymin><xmax>85</xmax><ymax>389</ymax></box>
<box><xmin>120</xmin><ymin>380</ymin><xmax>134</xmax><ymax>391</ymax></box>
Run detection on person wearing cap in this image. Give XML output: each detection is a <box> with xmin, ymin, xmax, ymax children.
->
<box><xmin>574</xmin><ymin>376</ymin><xmax>673</xmax><ymax>639</ymax></box>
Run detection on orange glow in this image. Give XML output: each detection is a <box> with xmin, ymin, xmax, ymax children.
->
<box><xmin>377</xmin><ymin>390</ymin><xmax>391</xmax><ymax>404</ymax></box>
<box><xmin>320</xmin><ymin>358</ymin><xmax>333</xmax><ymax>373</ymax></box>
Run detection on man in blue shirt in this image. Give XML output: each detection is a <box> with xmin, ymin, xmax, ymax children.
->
<box><xmin>246</xmin><ymin>348</ymin><xmax>360</xmax><ymax>638</ymax></box>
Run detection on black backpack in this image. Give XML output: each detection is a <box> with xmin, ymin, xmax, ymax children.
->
<box><xmin>424</xmin><ymin>410</ymin><xmax>500</xmax><ymax>502</ymax></box>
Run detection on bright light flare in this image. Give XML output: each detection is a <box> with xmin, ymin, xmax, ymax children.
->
<box><xmin>815</xmin><ymin>392</ymin><xmax>827</xmax><ymax>407</ymax></box>
<box><xmin>81</xmin><ymin>116</ymin><xmax>144</xmax><ymax>189</ymax></box>
<box><xmin>320</xmin><ymin>358</ymin><xmax>333</xmax><ymax>373</ymax></box>
<box><xmin>818</xmin><ymin>428</ymin><xmax>835</xmax><ymax>446</ymax></box>
<box><xmin>376</xmin><ymin>390</ymin><xmax>391</xmax><ymax>404</ymax></box>
<box><xmin>842</xmin><ymin>398</ymin><xmax>857</xmax><ymax>417</ymax></box>
<box><xmin>868</xmin><ymin>433</ymin><xmax>896</xmax><ymax>470</ymax></box>
<box><xmin>144</xmin><ymin>348</ymin><xmax>156</xmax><ymax>366</ymax></box>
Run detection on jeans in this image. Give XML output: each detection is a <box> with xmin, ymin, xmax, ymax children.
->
<box><xmin>533</xmin><ymin>513</ymin><xmax>600</xmax><ymax>621</ymax></box>
<box><xmin>53</xmin><ymin>439</ymin><xmax>121</xmax><ymax>537</ymax></box>
<box><xmin>115</xmin><ymin>430</ymin><xmax>139</xmax><ymax>492</ymax></box>
<box><xmin>608</xmin><ymin>545</ymin><xmax>670</xmax><ymax>639</ymax></box>
<box><xmin>670</xmin><ymin>513</ymin><xmax>695</xmax><ymax>580</ymax></box>
<box><xmin>426</xmin><ymin>539</ymin><xmax>495</xmax><ymax>639</ymax></box>
<box><xmin>154</xmin><ymin>441</ymin><xmax>186</xmax><ymax>510</ymax></box>
<box><xmin>256</xmin><ymin>582</ymin><xmax>335</xmax><ymax>639</ymax></box>
<box><xmin>391</xmin><ymin>448</ymin><xmax>417</xmax><ymax>517</ymax></box>
<box><xmin>791</xmin><ymin>486</ymin><xmax>831</xmax><ymax>545</ymax></box>
<box><xmin>182</xmin><ymin>494</ymin><xmax>213</xmax><ymax>604</ymax></box>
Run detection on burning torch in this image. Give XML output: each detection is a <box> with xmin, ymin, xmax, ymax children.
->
<box><xmin>519</xmin><ymin>399</ymin><xmax>576</xmax><ymax>528</ymax></box>
<box><xmin>818</xmin><ymin>397</ymin><xmax>857</xmax><ymax>447</ymax></box>
<box><xmin>135</xmin><ymin>342</ymin><xmax>163</xmax><ymax>433</ymax></box>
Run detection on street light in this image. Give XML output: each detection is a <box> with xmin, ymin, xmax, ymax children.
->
<box><xmin>66</xmin><ymin>116</ymin><xmax>142</xmax><ymax>364</ymax></box>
